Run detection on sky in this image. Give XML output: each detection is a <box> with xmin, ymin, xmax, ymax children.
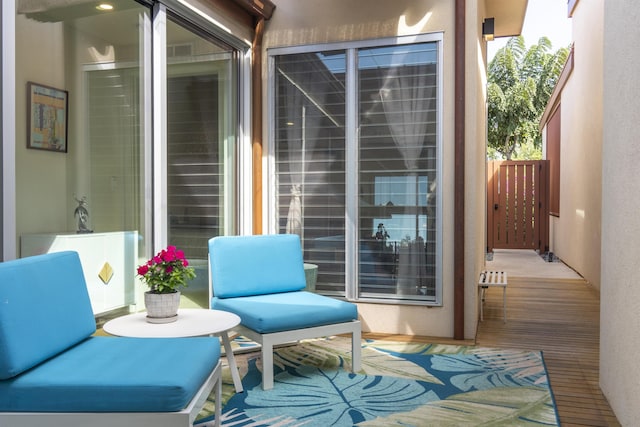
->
<box><xmin>487</xmin><ymin>0</ymin><xmax>573</xmax><ymax>61</ymax></box>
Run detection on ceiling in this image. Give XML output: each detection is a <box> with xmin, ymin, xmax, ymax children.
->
<box><xmin>17</xmin><ymin>0</ymin><xmax>529</xmax><ymax>46</ymax></box>
<box><xmin>485</xmin><ymin>0</ymin><xmax>528</xmax><ymax>38</ymax></box>
<box><xmin>18</xmin><ymin>0</ymin><xmax>138</xmax><ymax>23</ymax></box>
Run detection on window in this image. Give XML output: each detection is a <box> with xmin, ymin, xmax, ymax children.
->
<box><xmin>270</xmin><ymin>34</ymin><xmax>442</xmax><ymax>304</ymax></box>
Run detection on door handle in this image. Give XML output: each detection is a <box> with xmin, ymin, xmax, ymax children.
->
<box><xmin>494</xmin><ymin>203</ymin><xmax>499</xmax><ymax>211</ymax></box>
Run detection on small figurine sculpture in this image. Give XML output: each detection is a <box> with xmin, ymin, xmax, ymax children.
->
<box><xmin>74</xmin><ymin>195</ymin><xmax>93</xmax><ymax>233</ymax></box>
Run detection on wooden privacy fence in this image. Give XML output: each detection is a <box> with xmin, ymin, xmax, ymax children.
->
<box><xmin>487</xmin><ymin>160</ymin><xmax>549</xmax><ymax>253</ymax></box>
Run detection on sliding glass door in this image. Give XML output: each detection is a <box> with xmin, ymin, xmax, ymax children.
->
<box><xmin>13</xmin><ymin>0</ymin><xmax>247</xmax><ymax>312</ymax></box>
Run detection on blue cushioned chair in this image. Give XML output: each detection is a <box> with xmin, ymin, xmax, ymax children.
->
<box><xmin>208</xmin><ymin>234</ymin><xmax>361</xmax><ymax>390</ymax></box>
<box><xmin>0</xmin><ymin>251</ymin><xmax>222</xmax><ymax>427</ymax></box>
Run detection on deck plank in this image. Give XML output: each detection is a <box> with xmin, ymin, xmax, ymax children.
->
<box><xmin>367</xmin><ymin>275</ymin><xmax>620</xmax><ymax>425</ymax></box>
<box><xmin>475</xmin><ymin>277</ymin><xmax>620</xmax><ymax>426</ymax></box>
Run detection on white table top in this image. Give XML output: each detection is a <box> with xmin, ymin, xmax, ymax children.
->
<box><xmin>103</xmin><ymin>308</ymin><xmax>240</xmax><ymax>338</ymax></box>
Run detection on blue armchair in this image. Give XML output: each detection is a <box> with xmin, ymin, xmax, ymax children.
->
<box><xmin>0</xmin><ymin>251</ymin><xmax>221</xmax><ymax>427</ymax></box>
<box><xmin>208</xmin><ymin>234</ymin><xmax>361</xmax><ymax>390</ymax></box>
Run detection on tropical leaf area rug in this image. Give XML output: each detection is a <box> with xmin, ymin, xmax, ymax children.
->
<box><xmin>195</xmin><ymin>337</ymin><xmax>559</xmax><ymax>427</ymax></box>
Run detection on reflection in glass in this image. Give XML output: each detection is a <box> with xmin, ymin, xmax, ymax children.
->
<box><xmin>272</xmin><ymin>40</ymin><xmax>440</xmax><ymax>303</ymax></box>
<box><xmin>17</xmin><ymin>0</ymin><xmax>151</xmax><ymax>312</ymax></box>
<box><xmin>359</xmin><ymin>43</ymin><xmax>438</xmax><ymax>300</ymax></box>
<box><xmin>165</xmin><ymin>19</ymin><xmax>237</xmax><ymax>262</ymax></box>
<box><xmin>274</xmin><ymin>51</ymin><xmax>347</xmax><ymax>295</ymax></box>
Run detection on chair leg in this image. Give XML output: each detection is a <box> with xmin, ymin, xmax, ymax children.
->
<box><xmin>351</xmin><ymin>328</ymin><xmax>362</xmax><ymax>373</ymax></box>
<box><xmin>220</xmin><ymin>332</ymin><xmax>243</xmax><ymax>393</ymax></box>
<box><xmin>214</xmin><ymin>375</ymin><xmax>222</xmax><ymax>427</ymax></box>
<box><xmin>261</xmin><ymin>341</ymin><xmax>274</xmax><ymax>390</ymax></box>
<box><xmin>502</xmin><ymin>286</ymin><xmax>507</xmax><ymax>323</ymax></box>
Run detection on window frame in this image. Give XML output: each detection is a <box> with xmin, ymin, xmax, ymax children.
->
<box><xmin>2</xmin><ymin>0</ymin><xmax>18</xmax><ymax>261</ymax></box>
<box><xmin>151</xmin><ymin>1</ymin><xmax>253</xmax><ymax>253</ymax></box>
<box><xmin>266</xmin><ymin>33</ymin><xmax>444</xmax><ymax>306</ymax></box>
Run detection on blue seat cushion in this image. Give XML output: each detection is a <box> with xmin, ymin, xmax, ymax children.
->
<box><xmin>211</xmin><ymin>291</ymin><xmax>358</xmax><ymax>333</ymax></box>
<box><xmin>0</xmin><ymin>336</ymin><xmax>220</xmax><ymax>412</ymax></box>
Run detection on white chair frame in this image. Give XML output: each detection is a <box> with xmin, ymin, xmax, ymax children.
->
<box><xmin>235</xmin><ymin>320</ymin><xmax>362</xmax><ymax>390</ymax></box>
<box><xmin>0</xmin><ymin>360</ymin><xmax>222</xmax><ymax>427</ymax></box>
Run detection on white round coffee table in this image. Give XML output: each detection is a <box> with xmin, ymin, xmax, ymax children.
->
<box><xmin>104</xmin><ymin>308</ymin><xmax>243</xmax><ymax>392</ymax></box>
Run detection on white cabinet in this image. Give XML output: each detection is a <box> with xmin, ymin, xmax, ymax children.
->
<box><xmin>21</xmin><ymin>231</ymin><xmax>138</xmax><ymax>315</ymax></box>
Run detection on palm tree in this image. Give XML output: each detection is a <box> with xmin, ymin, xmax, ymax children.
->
<box><xmin>487</xmin><ymin>36</ymin><xmax>568</xmax><ymax>160</ymax></box>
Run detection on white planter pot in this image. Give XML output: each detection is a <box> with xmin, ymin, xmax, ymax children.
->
<box><xmin>144</xmin><ymin>291</ymin><xmax>180</xmax><ymax>323</ymax></box>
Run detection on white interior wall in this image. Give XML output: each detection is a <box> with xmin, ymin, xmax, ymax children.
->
<box><xmin>15</xmin><ymin>11</ymin><xmax>139</xmax><ymax>246</ymax></box>
<box><xmin>15</xmin><ymin>15</ymin><xmax>69</xmax><ymax>242</ymax></box>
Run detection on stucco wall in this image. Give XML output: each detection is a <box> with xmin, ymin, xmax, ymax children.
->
<box><xmin>264</xmin><ymin>0</ymin><xmax>487</xmax><ymax>339</ymax></box>
<box><xmin>466</xmin><ymin>0</ymin><xmax>490</xmax><ymax>340</ymax></box>
<box><xmin>600</xmin><ymin>1</ymin><xmax>640</xmax><ymax>425</ymax></box>
<box><xmin>548</xmin><ymin>0</ymin><xmax>603</xmax><ymax>289</ymax></box>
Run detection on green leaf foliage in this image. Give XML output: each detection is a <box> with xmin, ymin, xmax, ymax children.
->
<box><xmin>488</xmin><ymin>36</ymin><xmax>569</xmax><ymax>160</ymax></box>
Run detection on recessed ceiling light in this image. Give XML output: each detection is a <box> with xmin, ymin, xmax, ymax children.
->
<box><xmin>96</xmin><ymin>3</ymin><xmax>114</xmax><ymax>11</ymax></box>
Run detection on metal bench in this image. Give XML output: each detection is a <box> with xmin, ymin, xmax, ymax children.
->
<box><xmin>478</xmin><ymin>270</ymin><xmax>508</xmax><ymax>322</ymax></box>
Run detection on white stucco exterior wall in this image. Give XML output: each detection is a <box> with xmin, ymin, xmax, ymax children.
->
<box><xmin>600</xmin><ymin>1</ymin><xmax>640</xmax><ymax>425</ymax></box>
<box><xmin>548</xmin><ymin>0</ymin><xmax>603</xmax><ymax>289</ymax></box>
<box><xmin>263</xmin><ymin>0</ymin><xmax>488</xmax><ymax>339</ymax></box>
<box><xmin>466</xmin><ymin>0</ymin><xmax>490</xmax><ymax>340</ymax></box>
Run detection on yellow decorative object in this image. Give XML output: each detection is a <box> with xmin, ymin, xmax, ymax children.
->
<box><xmin>99</xmin><ymin>262</ymin><xmax>114</xmax><ymax>284</ymax></box>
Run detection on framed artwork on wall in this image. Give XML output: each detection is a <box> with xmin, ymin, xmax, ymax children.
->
<box><xmin>27</xmin><ymin>82</ymin><xmax>68</xmax><ymax>153</ymax></box>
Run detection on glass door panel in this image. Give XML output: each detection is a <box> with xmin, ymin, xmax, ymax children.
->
<box><xmin>274</xmin><ymin>51</ymin><xmax>347</xmax><ymax>295</ymax></box>
<box><xmin>16</xmin><ymin>0</ymin><xmax>150</xmax><ymax>315</ymax></box>
<box><xmin>358</xmin><ymin>43</ymin><xmax>438</xmax><ymax>301</ymax></box>
<box><xmin>165</xmin><ymin>19</ymin><xmax>238</xmax><ymax>294</ymax></box>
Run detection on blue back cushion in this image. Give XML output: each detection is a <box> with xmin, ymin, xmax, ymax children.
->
<box><xmin>209</xmin><ymin>234</ymin><xmax>306</xmax><ymax>298</ymax></box>
<box><xmin>0</xmin><ymin>251</ymin><xmax>96</xmax><ymax>380</ymax></box>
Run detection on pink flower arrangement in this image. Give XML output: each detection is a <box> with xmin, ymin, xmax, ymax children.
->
<box><xmin>137</xmin><ymin>246</ymin><xmax>196</xmax><ymax>294</ymax></box>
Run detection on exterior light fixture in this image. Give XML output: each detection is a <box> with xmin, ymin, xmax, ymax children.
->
<box><xmin>482</xmin><ymin>18</ymin><xmax>495</xmax><ymax>41</ymax></box>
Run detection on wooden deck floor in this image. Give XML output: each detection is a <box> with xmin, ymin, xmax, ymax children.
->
<box><xmin>475</xmin><ymin>277</ymin><xmax>620</xmax><ymax>426</ymax></box>
<box><xmin>367</xmin><ymin>275</ymin><xmax>620</xmax><ymax>425</ymax></box>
